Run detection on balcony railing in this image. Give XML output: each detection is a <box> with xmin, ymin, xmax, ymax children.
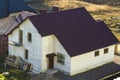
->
<box><xmin>8</xmin><ymin>41</ymin><xmax>22</xmax><ymax>47</ymax></box>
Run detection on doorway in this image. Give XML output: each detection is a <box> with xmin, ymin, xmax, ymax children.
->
<box><xmin>46</xmin><ymin>53</ymin><xmax>56</xmax><ymax>69</ymax></box>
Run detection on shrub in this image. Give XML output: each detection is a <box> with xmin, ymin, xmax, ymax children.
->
<box><xmin>0</xmin><ymin>74</ymin><xmax>7</xmax><ymax>80</ymax></box>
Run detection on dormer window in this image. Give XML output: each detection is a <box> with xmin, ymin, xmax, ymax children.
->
<box><xmin>18</xmin><ymin>14</ymin><xmax>23</xmax><ymax>22</ymax></box>
<box><xmin>15</xmin><ymin>18</ymin><xmax>19</xmax><ymax>23</ymax></box>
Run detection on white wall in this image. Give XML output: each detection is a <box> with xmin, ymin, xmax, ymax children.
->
<box><xmin>115</xmin><ymin>43</ymin><xmax>120</xmax><ymax>54</ymax></box>
<box><xmin>8</xmin><ymin>19</ymin><xmax>42</xmax><ymax>73</ymax></box>
<box><xmin>42</xmin><ymin>35</ymin><xmax>71</xmax><ymax>74</ymax></box>
<box><xmin>41</xmin><ymin>35</ymin><xmax>56</xmax><ymax>72</ymax></box>
<box><xmin>9</xmin><ymin>19</ymin><xmax>71</xmax><ymax>74</ymax></box>
<box><xmin>70</xmin><ymin>45</ymin><xmax>115</xmax><ymax>76</ymax></box>
<box><xmin>54</xmin><ymin>36</ymin><xmax>71</xmax><ymax>75</ymax></box>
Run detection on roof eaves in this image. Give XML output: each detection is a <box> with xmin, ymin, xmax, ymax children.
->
<box><xmin>7</xmin><ymin>17</ymin><xmax>29</xmax><ymax>35</ymax></box>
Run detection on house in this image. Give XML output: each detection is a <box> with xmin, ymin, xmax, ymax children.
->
<box><xmin>0</xmin><ymin>35</ymin><xmax>7</xmax><ymax>55</ymax></box>
<box><xmin>0</xmin><ymin>11</ymin><xmax>36</xmax><ymax>56</ymax></box>
<box><xmin>115</xmin><ymin>42</ymin><xmax>120</xmax><ymax>54</ymax></box>
<box><xmin>0</xmin><ymin>0</ymin><xmax>34</xmax><ymax>18</ymax></box>
<box><xmin>7</xmin><ymin>7</ymin><xmax>119</xmax><ymax>76</ymax></box>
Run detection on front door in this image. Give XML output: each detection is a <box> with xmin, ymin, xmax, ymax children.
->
<box><xmin>46</xmin><ymin>53</ymin><xmax>56</xmax><ymax>69</ymax></box>
<box><xmin>48</xmin><ymin>56</ymin><xmax>54</xmax><ymax>69</ymax></box>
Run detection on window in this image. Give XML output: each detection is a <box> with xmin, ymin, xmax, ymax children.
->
<box><xmin>15</xmin><ymin>18</ymin><xmax>19</xmax><ymax>23</ymax></box>
<box><xmin>57</xmin><ymin>53</ymin><xmax>65</xmax><ymax>65</ymax></box>
<box><xmin>25</xmin><ymin>49</ymin><xmax>28</xmax><ymax>59</ymax></box>
<box><xmin>19</xmin><ymin>29</ymin><xmax>23</xmax><ymax>44</ymax></box>
<box><xmin>95</xmin><ymin>51</ymin><xmax>99</xmax><ymax>57</ymax></box>
<box><xmin>28</xmin><ymin>32</ymin><xmax>32</xmax><ymax>42</ymax></box>
<box><xmin>11</xmin><ymin>15</ymin><xmax>16</xmax><ymax>20</ymax></box>
<box><xmin>18</xmin><ymin>14</ymin><xmax>23</xmax><ymax>22</ymax></box>
<box><xmin>104</xmin><ymin>48</ymin><xmax>108</xmax><ymax>54</ymax></box>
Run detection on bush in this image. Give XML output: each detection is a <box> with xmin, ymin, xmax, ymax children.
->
<box><xmin>0</xmin><ymin>74</ymin><xmax>7</xmax><ymax>80</ymax></box>
<box><xmin>8</xmin><ymin>76</ymin><xmax>17</xmax><ymax>80</ymax></box>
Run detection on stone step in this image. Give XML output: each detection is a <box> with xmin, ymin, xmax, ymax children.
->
<box><xmin>46</xmin><ymin>69</ymin><xmax>58</xmax><ymax>76</ymax></box>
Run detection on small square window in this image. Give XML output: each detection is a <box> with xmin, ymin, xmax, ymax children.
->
<box><xmin>95</xmin><ymin>51</ymin><xmax>99</xmax><ymax>57</ymax></box>
<box><xmin>104</xmin><ymin>48</ymin><xmax>108</xmax><ymax>54</ymax></box>
<box><xmin>28</xmin><ymin>32</ymin><xmax>32</xmax><ymax>42</ymax></box>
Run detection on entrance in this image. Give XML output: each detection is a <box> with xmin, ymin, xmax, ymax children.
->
<box><xmin>46</xmin><ymin>53</ymin><xmax>56</xmax><ymax>69</ymax></box>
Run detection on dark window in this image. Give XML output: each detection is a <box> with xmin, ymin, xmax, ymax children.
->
<box><xmin>95</xmin><ymin>51</ymin><xmax>99</xmax><ymax>57</ymax></box>
<box><xmin>25</xmin><ymin>49</ymin><xmax>28</xmax><ymax>59</ymax></box>
<box><xmin>28</xmin><ymin>32</ymin><xmax>32</xmax><ymax>42</ymax></box>
<box><xmin>11</xmin><ymin>16</ymin><xmax>16</xmax><ymax>20</ymax></box>
<box><xmin>104</xmin><ymin>48</ymin><xmax>108</xmax><ymax>54</ymax></box>
<box><xmin>18</xmin><ymin>14</ymin><xmax>23</xmax><ymax>22</ymax></box>
<box><xmin>15</xmin><ymin>18</ymin><xmax>19</xmax><ymax>23</ymax></box>
<box><xmin>19</xmin><ymin>29</ymin><xmax>23</xmax><ymax>44</ymax></box>
<box><xmin>57</xmin><ymin>53</ymin><xmax>65</xmax><ymax>65</ymax></box>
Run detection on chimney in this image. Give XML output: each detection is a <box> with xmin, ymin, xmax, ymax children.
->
<box><xmin>39</xmin><ymin>9</ymin><xmax>47</xmax><ymax>14</ymax></box>
<box><xmin>0</xmin><ymin>0</ymin><xmax>9</xmax><ymax>18</ymax></box>
<box><xmin>53</xmin><ymin>6</ymin><xmax>59</xmax><ymax>12</ymax></box>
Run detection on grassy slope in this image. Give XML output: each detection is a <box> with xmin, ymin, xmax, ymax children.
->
<box><xmin>45</xmin><ymin>0</ymin><xmax>120</xmax><ymax>41</ymax></box>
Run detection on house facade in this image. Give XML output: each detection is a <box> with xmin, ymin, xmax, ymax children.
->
<box><xmin>8</xmin><ymin>8</ymin><xmax>119</xmax><ymax>75</ymax></box>
<box><xmin>115</xmin><ymin>43</ymin><xmax>120</xmax><ymax>54</ymax></box>
<box><xmin>0</xmin><ymin>11</ymin><xmax>36</xmax><ymax>56</ymax></box>
<box><xmin>70</xmin><ymin>45</ymin><xmax>115</xmax><ymax>75</ymax></box>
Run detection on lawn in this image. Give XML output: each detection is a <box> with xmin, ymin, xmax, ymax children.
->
<box><xmin>0</xmin><ymin>58</ymin><xmax>30</xmax><ymax>80</ymax></box>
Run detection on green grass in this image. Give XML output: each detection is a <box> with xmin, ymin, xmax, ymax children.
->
<box><xmin>0</xmin><ymin>61</ymin><xmax>30</xmax><ymax>80</ymax></box>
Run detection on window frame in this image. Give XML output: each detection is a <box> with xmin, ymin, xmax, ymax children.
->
<box><xmin>57</xmin><ymin>53</ymin><xmax>65</xmax><ymax>65</ymax></box>
<box><xmin>25</xmin><ymin>49</ymin><xmax>28</xmax><ymax>59</ymax></box>
<box><xmin>19</xmin><ymin>29</ymin><xmax>23</xmax><ymax>44</ymax></box>
<box><xmin>95</xmin><ymin>51</ymin><xmax>99</xmax><ymax>57</ymax></box>
<box><xmin>104</xmin><ymin>48</ymin><xmax>109</xmax><ymax>54</ymax></box>
<box><xmin>18</xmin><ymin>14</ymin><xmax>23</xmax><ymax>22</ymax></box>
<box><xmin>27</xmin><ymin>32</ymin><xmax>32</xmax><ymax>42</ymax></box>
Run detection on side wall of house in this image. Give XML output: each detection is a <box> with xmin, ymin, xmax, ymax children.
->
<box><xmin>54</xmin><ymin>36</ymin><xmax>71</xmax><ymax>75</ymax></box>
<box><xmin>8</xmin><ymin>19</ymin><xmax>42</xmax><ymax>73</ymax></box>
<box><xmin>70</xmin><ymin>45</ymin><xmax>115</xmax><ymax>76</ymax></box>
<box><xmin>42</xmin><ymin>35</ymin><xmax>55</xmax><ymax>72</ymax></box>
<box><xmin>115</xmin><ymin>43</ymin><xmax>120</xmax><ymax>54</ymax></box>
<box><xmin>42</xmin><ymin>35</ymin><xmax>71</xmax><ymax>74</ymax></box>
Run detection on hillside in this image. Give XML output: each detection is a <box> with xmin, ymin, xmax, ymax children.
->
<box><xmin>82</xmin><ymin>0</ymin><xmax>120</xmax><ymax>6</ymax></box>
<box><xmin>0</xmin><ymin>0</ymin><xmax>119</xmax><ymax>40</ymax></box>
<box><xmin>43</xmin><ymin>0</ymin><xmax>120</xmax><ymax>40</ymax></box>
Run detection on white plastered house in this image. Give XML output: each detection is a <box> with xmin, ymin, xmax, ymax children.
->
<box><xmin>7</xmin><ymin>8</ymin><xmax>119</xmax><ymax>76</ymax></box>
